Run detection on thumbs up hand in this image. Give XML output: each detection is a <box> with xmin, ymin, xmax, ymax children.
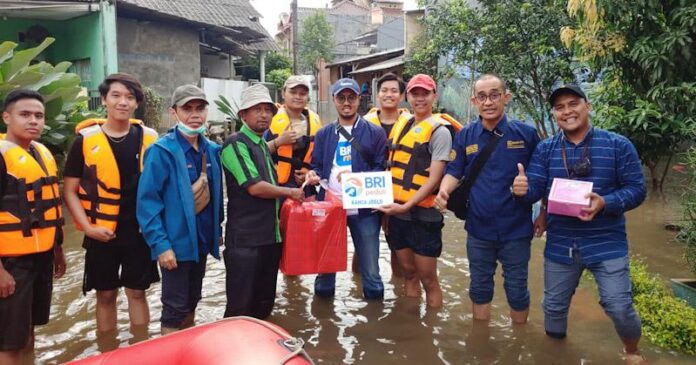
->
<box><xmin>511</xmin><ymin>163</ymin><xmax>528</xmax><ymax>197</ymax></box>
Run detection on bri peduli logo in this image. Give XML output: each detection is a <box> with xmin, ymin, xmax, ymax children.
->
<box><xmin>343</xmin><ymin>177</ymin><xmax>364</xmax><ymax>198</ymax></box>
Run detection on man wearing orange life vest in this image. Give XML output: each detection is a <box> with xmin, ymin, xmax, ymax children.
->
<box><xmin>265</xmin><ymin>76</ymin><xmax>322</xmax><ymax>189</ymax></box>
<box><xmin>63</xmin><ymin>73</ymin><xmax>159</xmax><ymax>335</ymax></box>
<box><xmin>362</xmin><ymin>73</ymin><xmax>412</xmax><ymax>278</ymax></box>
<box><xmin>377</xmin><ymin>74</ymin><xmax>455</xmax><ymax>308</ymax></box>
<box><xmin>0</xmin><ymin>89</ymin><xmax>66</xmax><ymax>365</ymax></box>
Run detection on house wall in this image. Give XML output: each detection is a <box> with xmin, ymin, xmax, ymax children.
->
<box><xmin>116</xmin><ymin>17</ymin><xmax>200</xmax><ymax>99</ymax></box>
<box><xmin>200</xmin><ymin>50</ymin><xmax>233</xmax><ymax>80</ymax></box>
<box><xmin>404</xmin><ymin>11</ymin><xmax>424</xmax><ymax>55</ymax></box>
<box><xmin>376</xmin><ymin>17</ymin><xmax>404</xmax><ymax>51</ymax></box>
<box><xmin>0</xmin><ymin>12</ymin><xmax>112</xmax><ymax>91</ymax></box>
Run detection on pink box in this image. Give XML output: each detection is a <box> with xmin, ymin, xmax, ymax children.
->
<box><xmin>547</xmin><ymin>178</ymin><xmax>593</xmax><ymax>217</ymax></box>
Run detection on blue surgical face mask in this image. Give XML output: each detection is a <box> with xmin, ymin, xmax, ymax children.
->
<box><xmin>177</xmin><ymin>121</ymin><xmax>207</xmax><ymax>136</ymax></box>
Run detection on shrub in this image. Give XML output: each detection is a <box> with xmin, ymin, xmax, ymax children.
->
<box><xmin>630</xmin><ymin>260</ymin><xmax>696</xmax><ymax>354</ymax></box>
<box><xmin>0</xmin><ymin>37</ymin><xmax>85</xmax><ymax>154</ymax></box>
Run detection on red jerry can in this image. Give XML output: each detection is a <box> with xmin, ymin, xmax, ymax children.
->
<box><xmin>280</xmin><ymin>192</ymin><xmax>347</xmax><ymax>275</ymax></box>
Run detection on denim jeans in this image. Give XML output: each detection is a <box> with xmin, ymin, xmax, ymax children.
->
<box><xmin>466</xmin><ymin>235</ymin><xmax>531</xmax><ymax>311</ymax></box>
<box><xmin>314</xmin><ymin>213</ymin><xmax>384</xmax><ymax>299</ymax></box>
<box><xmin>543</xmin><ymin>254</ymin><xmax>641</xmax><ymax>339</ymax></box>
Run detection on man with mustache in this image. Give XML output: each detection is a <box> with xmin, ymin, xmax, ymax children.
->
<box><xmin>137</xmin><ymin>85</ymin><xmax>223</xmax><ymax>334</ymax></box>
<box><xmin>436</xmin><ymin>74</ymin><xmax>541</xmax><ymax>323</ymax></box>
<box><xmin>265</xmin><ymin>76</ymin><xmax>322</xmax><ymax>190</ymax></box>
<box><xmin>221</xmin><ymin>84</ymin><xmax>303</xmax><ymax>318</ymax></box>
<box><xmin>306</xmin><ymin>78</ymin><xmax>387</xmax><ymax>300</ymax></box>
<box><xmin>512</xmin><ymin>85</ymin><xmax>646</xmax><ymax>364</ymax></box>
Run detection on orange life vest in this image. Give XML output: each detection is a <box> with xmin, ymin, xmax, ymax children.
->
<box><xmin>388</xmin><ymin>114</ymin><xmax>462</xmax><ymax>208</ymax></box>
<box><xmin>268</xmin><ymin>107</ymin><xmax>322</xmax><ymax>185</ymax></box>
<box><xmin>0</xmin><ymin>140</ymin><xmax>62</xmax><ymax>256</ymax></box>
<box><xmin>74</xmin><ymin>119</ymin><xmax>158</xmax><ymax>232</ymax></box>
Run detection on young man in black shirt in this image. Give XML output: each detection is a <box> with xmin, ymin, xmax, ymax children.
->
<box><xmin>63</xmin><ymin>73</ymin><xmax>159</xmax><ymax>335</ymax></box>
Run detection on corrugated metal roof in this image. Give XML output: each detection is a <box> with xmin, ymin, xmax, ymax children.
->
<box><xmin>348</xmin><ymin>55</ymin><xmax>403</xmax><ymax>74</ymax></box>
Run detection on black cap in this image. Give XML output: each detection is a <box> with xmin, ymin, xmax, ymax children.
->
<box><xmin>549</xmin><ymin>84</ymin><xmax>587</xmax><ymax>106</ymax></box>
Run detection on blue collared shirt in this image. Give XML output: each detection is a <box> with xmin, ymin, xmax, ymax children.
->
<box><xmin>446</xmin><ymin>115</ymin><xmax>540</xmax><ymax>241</ymax></box>
<box><xmin>175</xmin><ymin>130</ymin><xmax>214</xmax><ymax>254</ymax></box>
<box><xmin>524</xmin><ymin>127</ymin><xmax>646</xmax><ymax>264</ymax></box>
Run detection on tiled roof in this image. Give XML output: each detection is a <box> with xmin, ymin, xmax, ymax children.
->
<box><xmin>119</xmin><ymin>0</ymin><xmax>278</xmax><ymax>50</ymax></box>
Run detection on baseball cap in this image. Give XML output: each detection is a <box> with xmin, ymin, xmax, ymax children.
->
<box><xmin>549</xmin><ymin>84</ymin><xmax>587</xmax><ymax>106</ymax></box>
<box><xmin>171</xmin><ymin>84</ymin><xmax>208</xmax><ymax>107</ymax></box>
<box><xmin>239</xmin><ymin>84</ymin><xmax>278</xmax><ymax>114</ymax></box>
<box><xmin>406</xmin><ymin>74</ymin><xmax>437</xmax><ymax>93</ymax></box>
<box><xmin>283</xmin><ymin>75</ymin><xmax>310</xmax><ymax>90</ymax></box>
<box><xmin>331</xmin><ymin>78</ymin><xmax>360</xmax><ymax>96</ymax></box>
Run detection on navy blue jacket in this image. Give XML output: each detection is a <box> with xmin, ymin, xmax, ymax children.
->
<box><xmin>311</xmin><ymin>117</ymin><xmax>387</xmax><ymax>215</ymax></box>
<box><xmin>446</xmin><ymin>116</ymin><xmax>540</xmax><ymax>241</ymax></box>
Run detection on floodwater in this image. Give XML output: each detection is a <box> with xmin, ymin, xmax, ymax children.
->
<box><xmin>29</xmin><ymin>196</ymin><xmax>696</xmax><ymax>364</ymax></box>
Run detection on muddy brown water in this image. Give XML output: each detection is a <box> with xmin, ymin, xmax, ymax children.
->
<box><xmin>29</xmin><ymin>196</ymin><xmax>695</xmax><ymax>364</ymax></box>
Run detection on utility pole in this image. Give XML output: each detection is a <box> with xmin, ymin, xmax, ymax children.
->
<box><xmin>291</xmin><ymin>0</ymin><xmax>298</xmax><ymax>74</ymax></box>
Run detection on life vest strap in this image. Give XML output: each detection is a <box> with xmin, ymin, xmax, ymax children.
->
<box><xmin>275</xmin><ymin>155</ymin><xmax>311</xmax><ymax>170</ymax></box>
<box><xmin>86</xmin><ymin>211</ymin><xmax>119</xmax><ymax>224</ymax></box>
<box><xmin>96</xmin><ymin>178</ymin><xmax>122</xmax><ymax>195</ymax></box>
<box><xmin>0</xmin><ymin>218</ymin><xmax>64</xmax><ymax>236</ymax></box>
<box><xmin>77</xmin><ymin>193</ymin><xmax>120</xmax><ymax>206</ymax></box>
<box><xmin>391</xmin><ymin>144</ymin><xmax>414</xmax><ymax>153</ymax></box>
<box><xmin>0</xmin><ymin>196</ymin><xmax>62</xmax><ymax>209</ymax></box>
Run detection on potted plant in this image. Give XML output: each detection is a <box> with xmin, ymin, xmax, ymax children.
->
<box><xmin>672</xmin><ymin>145</ymin><xmax>696</xmax><ymax>308</ymax></box>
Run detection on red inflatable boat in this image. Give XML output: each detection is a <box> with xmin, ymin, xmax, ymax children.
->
<box><xmin>68</xmin><ymin>316</ymin><xmax>314</xmax><ymax>365</ymax></box>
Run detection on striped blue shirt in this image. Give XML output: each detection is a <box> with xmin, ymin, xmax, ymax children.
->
<box><xmin>524</xmin><ymin>127</ymin><xmax>646</xmax><ymax>264</ymax></box>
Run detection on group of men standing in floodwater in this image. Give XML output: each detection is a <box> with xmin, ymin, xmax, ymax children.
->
<box><xmin>0</xmin><ymin>70</ymin><xmax>647</xmax><ymax>365</ymax></box>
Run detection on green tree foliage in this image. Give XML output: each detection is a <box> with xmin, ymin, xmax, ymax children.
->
<box><xmin>0</xmin><ymin>37</ymin><xmax>91</xmax><ymax>156</ymax></box>
<box><xmin>564</xmin><ymin>0</ymin><xmax>696</xmax><ymax>191</ymax></box>
<box><xmin>265</xmin><ymin>52</ymin><xmax>292</xmax><ymax>73</ymax></box>
<box><xmin>137</xmin><ymin>87</ymin><xmax>164</xmax><ymax>131</ymax></box>
<box><xmin>267</xmin><ymin>68</ymin><xmax>292</xmax><ymax>90</ymax></box>
<box><xmin>214</xmin><ymin>95</ymin><xmax>243</xmax><ymax>133</ymax></box>
<box><xmin>678</xmin><ymin>144</ymin><xmax>696</xmax><ymax>276</ymax></box>
<box><xmin>407</xmin><ymin>0</ymin><xmax>575</xmax><ymax>137</ymax></box>
<box><xmin>299</xmin><ymin>12</ymin><xmax>335</xmax><ymax>78</ymax></box>
<box><xmin>236</xmin><ymin>52</ymin><xmax>294</xmax><ymax>81</ymax></box>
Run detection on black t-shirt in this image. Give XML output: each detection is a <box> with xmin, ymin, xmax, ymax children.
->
<box><xmin>64</xmin><ymin>125</ymin><xmax>142</xmax><ymax>243</ymax></box>
<box><xmin>381</xmin><ymin>122</ymin><xmax>395</xmax><ymax>139</ymax></box>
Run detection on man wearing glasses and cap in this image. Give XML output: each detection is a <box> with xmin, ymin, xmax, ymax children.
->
<box><xmin>137</xmin><ymin>84</ymin><xmax>223</xmax><ymax>334</ymax></box>
<box><xmin>306</xmin><ymin>78</ymin><xmax>388</xmax><ymax>300</ymax></box>
<box><xmin>511</xmin><ymin>84</ymin><xmax>647</xmax><ymax>364</ymax></box>
<box><xmin>265</xmin><ymin>75</ymin><xmax>322</xmax><ymax>189</ymax></box>
<box><xmin>221</xmin><ymin>84</ymin><xmax>304</xmax><ymax>318</ymax></box>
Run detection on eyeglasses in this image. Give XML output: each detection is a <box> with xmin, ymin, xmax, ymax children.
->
<box><xmin>336</xmin><ymin>94</ymin><xmax>358</xmax><ymax>104</ymax></box>
<box><xmin>475</xmin><ymin>92</ymin><xmax>502</xmax><ymax>103</ymax></box>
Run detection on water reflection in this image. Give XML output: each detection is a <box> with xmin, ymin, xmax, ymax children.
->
<box><xmin>30</xmin><ymin>197</ymin><xmax>695</xmax><ymax>364</ymax></box>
